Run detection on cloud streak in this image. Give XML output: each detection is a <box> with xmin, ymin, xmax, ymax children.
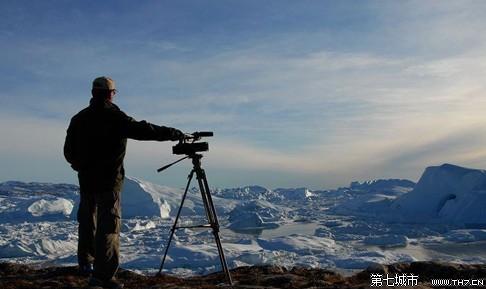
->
<box><xmin>1</xmin><ymin>1</ymin><xmax>486</xmax><ymax>188</ymax></box>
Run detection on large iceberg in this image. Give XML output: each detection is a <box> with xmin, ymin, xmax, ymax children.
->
<box><xmin>121</xmin><ymin>177</ymin><xmax>174</xmax><ymax>218</ymax></box>
<box><xmin>228</xmin><ymin>199</ymin><xmax>285</xmax><ymax>231</ymax></box>
<box><xmin>327</xmin><ymin>179</ymin><xmax>415</xmax><ymax>217</ymax></box>
<box><xmin>121</xmin><ymin>176</ymin><xmax>234</xmax><ymax>219</ymax></box>
<box><xmin>392</xmin><ymin>164</ymin><xmax>486</xmax><ymax>227</ymax></box>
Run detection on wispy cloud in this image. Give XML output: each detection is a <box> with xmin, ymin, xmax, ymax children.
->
<box><xmin>2</xmin><ymin>1</ymin><xmax>486</xmax><ymax>188</ymax></box>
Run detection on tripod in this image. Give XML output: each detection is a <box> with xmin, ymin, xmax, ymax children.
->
<box><xmin>157</xmin><ymin>153</ymin><xmax>233</xmax><ymax>286</ymax></box>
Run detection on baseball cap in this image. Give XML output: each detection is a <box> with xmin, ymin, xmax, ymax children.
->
<box><xmin>92</xmin><ymin>76</ymin><xmax>116</xmax><ymax>90</ymax></box>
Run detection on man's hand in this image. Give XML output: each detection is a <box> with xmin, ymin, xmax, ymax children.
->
<box><xmin>171</xmin><ymin>129</ymin><xmax>185</xmax><ymax>141</ymax></box>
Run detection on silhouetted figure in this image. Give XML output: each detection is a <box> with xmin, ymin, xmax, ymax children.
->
<box><xmin>64</xmin><ymin>76</ymin><xmax>182</xmax><ymax>289</ymax></box>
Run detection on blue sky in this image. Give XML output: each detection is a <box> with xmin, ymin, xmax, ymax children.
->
<box><xmin>1</xmin><ymin>1</ymin><xmax>486</xmax><ymax>189</ymax></box>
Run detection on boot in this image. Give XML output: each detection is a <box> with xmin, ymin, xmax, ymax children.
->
<box><xmin>88</xmin><ymin>277</ymin><xmax>124</xmax><ymax>289</ymax></box>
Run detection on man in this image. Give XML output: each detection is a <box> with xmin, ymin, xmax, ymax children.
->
<box><xmin>64</xmin><ymin>76</ymin><xmax>183</xmax><ymax>289</ymax></box>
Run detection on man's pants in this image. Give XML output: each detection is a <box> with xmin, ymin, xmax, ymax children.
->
<box><xmin>77</xmin><ymin>188</ymin><xmax>121</xmax><ymax>281</ymax></box>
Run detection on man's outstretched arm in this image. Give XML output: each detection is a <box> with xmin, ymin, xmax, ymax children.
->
<box><xmin>120</xmin><ymin>113</ymin><xmax>183</xmax><ymax>141</ymax></box>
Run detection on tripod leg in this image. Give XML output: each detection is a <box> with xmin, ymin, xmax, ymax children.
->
<box><xmin>202</xmin><ymin>173</ymin><xmax>221</xmax><ymax>225</ymax></box>
<box><xmin>196</xmin><ymin>168</ymin><xmax>233</xmax><ymax>286</ymax></box>
<box><xmin>157</xmin><ymin>170</ymin><xmax>195</xmax><ymax>276</ymax></box>
<box><xmin>196</xmin><ymin>172</ymin><xmax>215</xmax><ymax>224</ymax></box>
<box><xmin>213</xmin><ymin>229</ymin><xmax>233</xmax><ymax>285</ymax></box>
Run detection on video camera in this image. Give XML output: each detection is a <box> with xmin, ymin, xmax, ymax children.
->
<box><xmin>172</xmin><ymin>131</ymin><xmax>213</xmax><ymax>155</ymax></box>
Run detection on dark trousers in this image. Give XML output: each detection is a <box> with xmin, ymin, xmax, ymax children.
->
<box><xmin>77</xmin><ymin>182</ymin><xmax>122</xmax><ymax>281</ymax></box>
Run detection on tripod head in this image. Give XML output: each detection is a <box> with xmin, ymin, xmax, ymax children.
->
<box><xmin>157</xmin><ymin>131</ymin><xmax>213</xmax><ymax>173</ymax></box>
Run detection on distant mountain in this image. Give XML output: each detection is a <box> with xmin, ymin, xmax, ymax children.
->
<box><xmin>349</xmin><ymin>179</ymin><xmax>416</xmax><ymax>192</ymax></box>
<box><xmin>274</xmin><ymin>188</ymin><xmax>316</xmax><ymax>200</ymax></box>
<box><xmin>0</xmin><ymin>181</ymin><xmax>78</xmax><ymax>198</ymax></box>
<box><xmin>213</xmin><ymin>185</ymin><xmax>279</xmax><ymax>201</ymax></box>
<box><xmin>213</xmin><ymin>186</ymin><xmax>316</xmax><ymax>202</ymax></box>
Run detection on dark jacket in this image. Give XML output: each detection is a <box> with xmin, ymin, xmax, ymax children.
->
<box><xmin>64</xmin><ymin>97</ymin><xmax>179</xmax><ymax>192</ymax></box>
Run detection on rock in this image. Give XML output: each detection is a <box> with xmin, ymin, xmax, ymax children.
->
<box><xmin>1</xmin><ymin>261</ymin><xmax>486</xmax><ymax>288</ymax></box>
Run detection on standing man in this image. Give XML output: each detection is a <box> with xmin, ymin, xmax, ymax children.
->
<box><xmin>64</xmin><ymin>76</ymin><xmax>183</xmax><ymax>289</ymax></box>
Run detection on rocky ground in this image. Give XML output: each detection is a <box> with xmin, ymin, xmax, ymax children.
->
<box><xmin>1</xmin><ymin>262</ymin><xmax>486</xmax><ymax>289</ymax></box>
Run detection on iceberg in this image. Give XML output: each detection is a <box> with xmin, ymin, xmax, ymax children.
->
<box><xmin>27</xmin><ymin>198</ymin><xmax>73</xmax><ymax>218</ymax></box>
<box><xmin>392</xmin><ymin>164</ymin><xmax>486</xmax><ymax>227</ymax></box>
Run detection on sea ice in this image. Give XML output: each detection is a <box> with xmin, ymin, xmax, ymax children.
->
<box><xmin>2</xmin><ymin>165</ymin><xmax>486</xmax><ymax>274</ymax></box>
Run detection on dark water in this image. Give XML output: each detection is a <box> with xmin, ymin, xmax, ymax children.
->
<box><xmin>425</xmin><ymin>240</ymin><xmax>486</xmax><ymax>259</ymax></box>
<box><xmin>227</xmin><ymin>222</ymin><xmax>318</xmax><ymax>238</ymax></box>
